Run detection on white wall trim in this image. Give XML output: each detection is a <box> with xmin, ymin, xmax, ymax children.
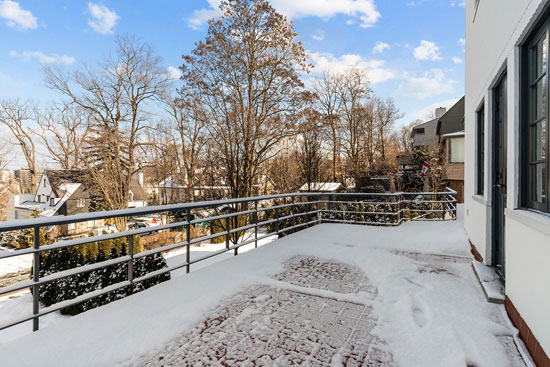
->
<box><xmin>471</xmin><ymin>194</ymin><xmax>489</xmax><ymax>206</ymax></box>
<box><xmin>505</xmin><ymin>208</ymin><xmax>550</xmax><ymax>236</ymax></box>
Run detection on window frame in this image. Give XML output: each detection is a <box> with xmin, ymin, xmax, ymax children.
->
<box><xmin>77</xmin><ymin>198</ymin><xmax>86</xmax><ymax>208</ymax></box>
<box><xmin>476</xmin><ymin>103</ymin><xmax>485</xmax><ymax>195</ymax></box>
<box><xmin>521</xmin><ymin>17</ymin><xmax>550</xmax><ymax>213</ymax></box>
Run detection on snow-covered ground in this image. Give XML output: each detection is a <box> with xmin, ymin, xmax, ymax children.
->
<box><xmin>0</xmin><ymin>290</ymin><xmax>68</xmax><ymax>344</ymax></box>
<box><xmin>0</xmin><ymin>206</ymin><xmax>532</xmax><ymax>367</ymax></box>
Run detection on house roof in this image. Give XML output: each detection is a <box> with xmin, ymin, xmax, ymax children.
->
<box><xmin>44</xmin><ymin>170</ymin><xmax>89</xmax><ymax>198</ymax></box>
<box><xmin>298</xmin><ymin>182</ymin><xmax>343</xmax><ymax>192</ymax></box>
<box><xmin>437</xmin><ymin>96</ymin><xmax>465</xmax><ymax>137</ymax></box>
<box><xmin>411</xmin><ymin>118</ymin><xmax>438</xmax><ymax>135</ymax></box>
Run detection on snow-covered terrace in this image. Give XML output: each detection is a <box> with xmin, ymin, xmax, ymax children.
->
<box><xmin>0</xmin><ymin>205</ymin><xmax>531</xmax><ymax>367</ymax></box>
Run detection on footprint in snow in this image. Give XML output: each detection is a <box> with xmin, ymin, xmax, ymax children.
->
<box><xmin>412</xmin><ymin>306</ymin><xmax>427</xmax><ymax>328</ymax></box>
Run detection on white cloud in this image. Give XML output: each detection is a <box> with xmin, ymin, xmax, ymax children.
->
<box><xmin>9</xmin><ymin>50</ymin><xmax>75</xmax><ymax>65</ymax></box>
<box><xmin>187</xmin><ymin>0</ymin><xmax>221</xmax><ymax>30</ymax></box>
<box><xmin>394</xmin><ymin>69</ymin><xmax>455</xmax><ymax>100</ymax></box>
<box><xmin>312</xmin><ymin>29</ymin><xmax>325</xmax><ymax>41</ymax></box>
<box><xmin>166</xmin><ymin>66</ymin><xmax>182</xmax><ymax>80</ymax></box>
<box><xmin>0</xmin><ymin>0</ymin><xmax>37</xmax><ymax>30</ymax></box>
<box><xmin>88</xmin><ymin>2</ymin><xmax>119</xmax><ymax>35</ymax></box>
<box><xmin>452</xmin><ymin>57</ymin><xmax>462</xmax><ymax>64</ymax></box>
<box><xmin>458</xmin><ymin>37</ymin><xmax>465</xmax><ymax>46</ymax></box>
<box><xmin>372</xmin><ymin>41</ymin><xmax>390</xmax><ymax>54</ymax></box>
<box><xmin>413</xmin><ymin>40</ymin><xmax>442</xmax><ymax>61</ymax></box>
<box><xmin>450</xmin><ymin>0</ymin><xmax>465</xmax><ymax>7</ymax></box>
<box><xmin>187</xmin><ymin>0</ymin><xmax>380</xmax><ymax>30</ymax></box>
<box><xmin>309</xmin><ymin>51</ymin><xmax>394</xmax><ymax>84</ymax></box>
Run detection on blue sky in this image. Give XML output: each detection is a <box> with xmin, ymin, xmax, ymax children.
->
<box><xmin>0</xmin><ymin>0</ymin><xmax>465</xmax><ymax>126</ymax></box>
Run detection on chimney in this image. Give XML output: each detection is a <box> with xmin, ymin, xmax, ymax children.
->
<box><xmin>435</xmin><ymin>107</ymin><xmax>447</xmax><ymax>119</ymax></box>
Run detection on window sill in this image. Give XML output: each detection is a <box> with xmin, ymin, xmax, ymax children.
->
<box><xmin>505</xmin><ymin>208</ymin><xmax>550</xmax><ymax>236</ymax></box>
<box><xmin>471</xmin><ymin>194</ymin><xmax>489</xmax><ymax>206</ymax></box>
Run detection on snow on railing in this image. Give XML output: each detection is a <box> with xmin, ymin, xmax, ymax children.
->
<box><xmin>0</xmin><ymin>189</ymin><xmax>456</xmax><ymax>333</ymax></box>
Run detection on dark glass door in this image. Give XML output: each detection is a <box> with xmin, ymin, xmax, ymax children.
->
<box><xmin>492</xmin><ymin>74</ymin><xmax>507</xmax><ymax>279</ymax></box>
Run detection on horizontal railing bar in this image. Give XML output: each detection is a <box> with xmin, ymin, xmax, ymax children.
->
<box><xmin>320</xmin><ymin>200</ymin><xmax>400</xmax><ymax>205</ymax></box>
<box><xmin>0</xmin><ymin>221</ymin><xmax>189</xmax><ymax>260</ymax></box>
<box><xmin>322</xmin><ymin>219</ymin><xmax>400</xmax><ymax>226</ymax></box>
<box><xmin>0</xmin><ymin>193</ymin><xmax>325</xmax><ymax>231</ymax></box>
<box><xmin>0</xmin><ymin>191</ymin><xmax>456</xmax><ymax>231</ymax></box>
<box><xmin>189</xmin><ymin>231</ymin><xmax>230</xmax><ymax>246</ymax></box>
<box><xmin>323</xmin><ymin>210</ymin><xmax>399</xmax><ymax>216</ymax></box>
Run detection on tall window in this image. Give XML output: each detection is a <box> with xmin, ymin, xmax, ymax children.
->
<box><xmin>523</xmin><ymin>21</ymin><xmax>550</xmax><ymax>213</ymax></box>
<box><xmin>476</xmin><ymin>105</ymin><xmax>485</xmax><ymax>195</ymax></box>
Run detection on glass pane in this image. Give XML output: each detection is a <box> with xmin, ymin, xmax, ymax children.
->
<box><xmin>530</xmin><ymin>33</ymin><xmax>547</xmax><ymax>82</ymax></box>
<box><xmin>450</xmin><ymin>137</ymin><xmax>464</xmax><ymax>163</ymax></box>
<box><xmin>529</xmin><ymin>120</ymin><xmax>547</xmax><ymax>162</ymax></box>
<box><xmin>530</xmin><ymin>76</ymin><xmax>547</xmax><ymax>122</ymax></box>
<box><xmin>530</xmin><ymin>163</ymin><xmax>547</xmax><ymax>203</ymax></box>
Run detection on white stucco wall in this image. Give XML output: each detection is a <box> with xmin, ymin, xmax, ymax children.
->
<box><xmin>465</xmin><ymin>0</ymin><xmax>550</xmax><ymax>356</ymax></box>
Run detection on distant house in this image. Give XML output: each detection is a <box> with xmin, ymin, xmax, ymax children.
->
<box><xmin>7</xmin><ymin>170</ymin><xmax>147</xmax><ymax>235</ymax></box>
<box><xmin>411</xmin><ymin>107</ymin><xmax>447</xmax><ymax>151</ymax></box>
<box><xmin>298</xmin><ymin>182</ymin><xmax>344</xmax><ymax>193</ymax></box>
<box><xmin>437</xmin><ymin>97</ymin><xmax>465</xmax><ymax>202</ymax></box>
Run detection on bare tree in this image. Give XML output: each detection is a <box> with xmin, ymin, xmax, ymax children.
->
<box><xmin>36</xmin><ymin>103</ymin><xmax>91</xmax><ymax>170</ymax></box>
<box><xmin>338</xmin><ymin>67</ymin><xmax>372</xmax><ymax>184</ymax></box>
<box><xmin>296</xmin><ymin>109</ymin><xmax>329</xmax><ymax>190</ymax></box>
<box><xmin>180</xmin><ymin>0</ymin><xmax>311</xmax><ymax>200</ymax></box>
<box><xmin>311</xmin><ymin>71</ymin><xmax>342</xmax><ymax>182</ymax></box>
<box><xmin>162</xmin><ymin>92</ymin><xmax>207</xmax><ymax>201</ymax></box>
<box><xmin>0</xmin><ymin>99</ymin><xmax>38</xmax><ymax>191</ymax></box>
<box><xmin>44</xmin><ymin>35</ymin><xmax>168</xmax><ymax>218</ymax></box>
<box><xmin>374</xmin><ymin>97</ymin><xmax>403</xmax><ymax>169</ymax></box>
<box><xmin>266</xmin><ymin>146</ymin><xmax>301</xmax><ymax>193</ymax></box>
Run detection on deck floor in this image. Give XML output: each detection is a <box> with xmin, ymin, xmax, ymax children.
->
<box><xmin>129</xmin><ymin>255</ymin><xmax>525</xmax><ymax>367</ymax></box>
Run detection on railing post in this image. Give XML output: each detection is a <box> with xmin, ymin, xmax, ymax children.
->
<box><xmin>128</xmin><ymin>234</ymin><xmax>134</xmax><ymax>282</ymax></box>
<box><xmin>186</xmin><ymin>209</ymin><xmax>191</xmax><ymax>273</ymax></box>
<box><xmin>254</xmin><ymin>200</ymin><xmax>258</xmax><ymax>248</ymax></box>
<box><xmin>275</xmin><ymin>204</ymin><xmax>279</xmax><ymax>236</ymax></box>
<box><xmin>225</xmin><ymin>216</ymin><xmax>230</xmax><ymax>250</ymax></box>
<box><xmin>32</xmin><ymin>226</ymin><xmax>40</xmax><ymax>332</ymax></box>
<box><xmin>395</xmin><ymin>194</ymin><xmax>400</xmax><ymax>225</ymax></box>
<box><xmin>291</xmin><ymin>197</ymin><xmax>295</xmax><ymax>231</ymax></box>
<box><xmin>306</xmin><ymin>196</ymin><xmax>310</xmax><ymax>228</ymax></box>
<box><xmin>328</xmin><ymin>195</ymin><xmax>332</xmax><ymax>222</ymax></box>
<box><xmin>452</xmin><ymin>193</ymin><xmax>457</xmax><ymax>219</ymax></box>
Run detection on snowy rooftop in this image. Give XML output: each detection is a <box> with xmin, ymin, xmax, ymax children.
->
<box><xmin>298</xmin><ymin>182</ymin><xmax>344</xmax><ymax>192</ymax></box>
<box><xmin>0</xmin><ymin>206</ymin><xmax>530</xmax><ymax>367</ymax></box>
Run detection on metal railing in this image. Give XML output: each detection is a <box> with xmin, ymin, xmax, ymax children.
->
<box><xmin>0</xmin><ymin>189</ymin><xmax>456</xmax><ymax>333</ymax></box>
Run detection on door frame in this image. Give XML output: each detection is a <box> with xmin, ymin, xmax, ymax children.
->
<box><xmin>491</xmin><ymin>71</ymin><xmax>507</xmax><ymax>279</ymax></box>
